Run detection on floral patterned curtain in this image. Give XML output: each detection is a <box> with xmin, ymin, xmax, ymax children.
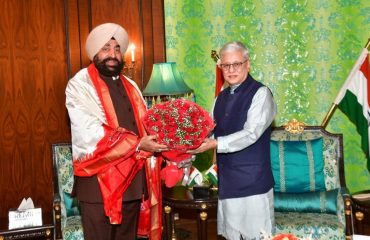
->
<box><xmin>164</xmin><ymin>0</ymin><xmax>370</xmax><ymax>193</ymax></box>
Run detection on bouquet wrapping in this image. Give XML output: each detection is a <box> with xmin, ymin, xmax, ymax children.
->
<box><xmin>143</xmin><ymin>99</ymin><xmax>215</xmax><ymax>187</ymax></box>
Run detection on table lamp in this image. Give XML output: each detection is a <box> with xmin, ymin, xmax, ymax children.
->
<box><xmin>143</xmin><ymin>62</ymin><xmax>194</xmax><ymax>106</ymax></box>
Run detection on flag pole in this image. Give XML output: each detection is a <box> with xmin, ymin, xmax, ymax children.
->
<box><xmin>366</xmin><ymin>38</ymin><xmax>370</xmax><ymax>50</ymax></box>
<box><xmin>321</xmin><ymin>103</ymin><xmax>337</xmax><ymax>128</ymax></box>
<box><xmin>321</xmin><ymin>38</ymin><xmax>370</xmax><ymax>129</ymax></box>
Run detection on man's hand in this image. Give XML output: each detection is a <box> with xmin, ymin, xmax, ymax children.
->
<box><xmin>138</xmin><ymin>134</ymin><xmax>168</xmax><ymax>153</ymax></box>
<box><xmin>187</xmin><ymin>138</ymin><xmax>217</xmax><ymax>154</ymax></box>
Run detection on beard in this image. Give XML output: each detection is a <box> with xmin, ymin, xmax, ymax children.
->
<box><xmin>93</xmin><ymin>56</ymin><xmax>124</xmax><ymax>77</ymax></box>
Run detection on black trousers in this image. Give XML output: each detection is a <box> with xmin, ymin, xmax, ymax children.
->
<box><xmin>79</xmin><ymin>200</ymin><xmax>141</xmax><ymax>240</ymax></box>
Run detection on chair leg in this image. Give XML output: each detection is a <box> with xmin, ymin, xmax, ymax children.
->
<box><xmin>355</xmin><ymin>211</ymin><xmax>365</xmax><ymax>234</ymax></box>
<box><xmin>53</xmin><ymin>200</ymin><xmax>63</xmax><ymax>240</ymax></box>
<box><xmin>163</xmin><ymin>205</ymin><xmax>175</xmax><ymax>240</ymax></box>
<box><xmin>344</xmin><ymin>197</ymin><xmax>354</xmax><ymax>237</ymax></box>
<box><xmin>197</xmin><ymin>211</ymin><xmax>208</xmax><ymax>240</ymax></box>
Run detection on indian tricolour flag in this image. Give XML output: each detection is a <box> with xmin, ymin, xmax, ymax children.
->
<box><xmin>334</xmin><ymin>48</ymin><xmax>370</xmax><ymax>171</ymax></box>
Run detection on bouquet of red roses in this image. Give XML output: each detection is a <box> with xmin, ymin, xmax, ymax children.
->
<box><xmin>144</xmin><ymin>99</ymin><xmax>215</xmax><ymax>161</ymax></box>
<box><xmin>143</xmin><ymin>99</ymin><xmax>215</xmax><ymax>187</ymax></box>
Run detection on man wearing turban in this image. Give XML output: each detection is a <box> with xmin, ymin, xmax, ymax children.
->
<box><xmin>65</xmin><ymin>23</ymin><xmax>166</xmax><ymax>240</ymax></box>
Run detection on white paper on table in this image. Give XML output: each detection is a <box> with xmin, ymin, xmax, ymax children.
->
<box><xmin>17</xmin><ymin>197</ymin><xmax>35</xmax><ymax>210</ymax></box>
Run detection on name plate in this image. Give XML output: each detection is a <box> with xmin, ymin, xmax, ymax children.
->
<box><xmin>8</xmin><ymin>208</ymin><xmax>43</xmax><ymax>230</ymax></box>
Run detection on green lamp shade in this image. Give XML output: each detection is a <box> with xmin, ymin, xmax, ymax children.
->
<box><xmin>143</xmin><ymin>62</ymin><xmax>192</xmax><ymax>96</ymax></box>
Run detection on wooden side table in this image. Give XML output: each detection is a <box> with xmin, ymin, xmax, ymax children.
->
<box><xmin>352</xmin><ymin>190</ymin><xmax>370</xmax><ymax>235</ymax></box>
<box><xmin>162</xmin><ymin>185</ymin><xmax>218</xmax><ymax>240</ymax></box>
<box><xmin>0</xmin><ymin>224</ymin><xmax>54</xmax><ymax>240</ymax></box>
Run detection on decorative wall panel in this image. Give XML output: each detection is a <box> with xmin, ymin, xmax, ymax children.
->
<box><xmin>0</xmin><ymin>0</ymin><xmax>165</xmax><ymax>228</ymax></box>
<box><xmin>0</xmin><ymin>0</ymin><xmax>69</xmax><ymax>227</ymax></box>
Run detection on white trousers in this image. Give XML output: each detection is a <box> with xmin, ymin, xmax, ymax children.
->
<box><xmin>217</xmin><ymin>188</ymin><xmax>275</xmax><ymax>240</ymax></box>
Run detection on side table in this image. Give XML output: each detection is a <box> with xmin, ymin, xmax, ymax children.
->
<box><xmin>162</xmin><ymin>185</ymin><xmax>218</xmax><ymax>240</ymax></box>
<box><xmin>352</xmin><ymin>190</ymin><xmax>370</xmax><ymax>235</ymax></box>
<box><xmin>0</xmin><ymin>224</ymin><xmax>54</xmax><ymax>240</ymax></box>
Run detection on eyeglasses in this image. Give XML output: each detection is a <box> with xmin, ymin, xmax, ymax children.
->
<box><xmin>219</xmin><ymin>59</ymin><xmax>248</xmax><ymax>71</ymax></box>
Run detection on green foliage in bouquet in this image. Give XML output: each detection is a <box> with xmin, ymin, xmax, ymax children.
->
<box><xmin>193</xmin><ymin>149</ymin><xmax>213</xmax><ymax>172</ymax></box>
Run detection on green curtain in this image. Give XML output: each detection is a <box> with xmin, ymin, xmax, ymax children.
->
<box><xmin>164</xmin><ymin>0</ymin><xmax>370</xmax><ymax>193</ymax></box>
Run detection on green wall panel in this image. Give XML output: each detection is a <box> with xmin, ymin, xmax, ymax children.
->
<box><xmin>164</xmin><ymin>0</ymin><xmax>370</xmax><ymax>193</ymax></box>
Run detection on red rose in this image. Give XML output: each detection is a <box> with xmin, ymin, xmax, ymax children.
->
<box><xmin>272</xmin><ymin>234</ymin><xmax>299</xmax><ymax>240</ymax></box>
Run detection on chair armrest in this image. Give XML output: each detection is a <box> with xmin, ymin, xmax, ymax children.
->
<box><xmin>53</xmin><ymin>193</ymin><xmax>63</xmax><ymax>240</ymax></box>
<box><xmin>340</xmin><ymin>187</ymin><xmax>354</xmax><ymax>237</ymax></box>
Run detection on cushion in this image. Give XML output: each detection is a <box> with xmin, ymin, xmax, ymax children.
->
<box><xmin>62</xmin><ymin>215</ymin><xmax>84</xmax><ymax>240</ymax></box>
<box><xmin>274</xmin><ymin>189</ymin><xmax>338</xmax><ymax>215</ymax></box>
<box><xmin>275</xmin><ymin>211</ymin><xmax>345</xmax><ymax>239</ymax></box>
<box><xmin>63</xmin><ymin>191</ymin><xmax>80</xmax><ymax>217</ymax></box>
<box><xmin>270</xmin><ymin>137</ymin><xmax>325</xmax><ymax>193</ymax></box>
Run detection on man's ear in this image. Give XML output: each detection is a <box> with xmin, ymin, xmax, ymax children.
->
<box><xmin>246</xmin><ymin>60</ymin><xmax>251</xmax><ymax>70</ymax></box>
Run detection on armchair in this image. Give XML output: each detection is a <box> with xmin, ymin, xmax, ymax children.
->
<box><xmin>52</xmin><ymin>143</ymin><xmax>84</xmax><ymax>240</ymax></box>
<box><xmin>271</xmin><ymin>120</ymin><xmax>353</xmax><ymax>240</ymax></box>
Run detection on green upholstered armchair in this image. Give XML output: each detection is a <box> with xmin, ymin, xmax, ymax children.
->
<box><xmin>52</xmin><ymin>143</ymin><xmax>84</xmax><ymax>240</ymax></box>
<box><xmin>271</xmin><ymin>120</ymin><xmax>353</xmax><ymax>240</ymax></box>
